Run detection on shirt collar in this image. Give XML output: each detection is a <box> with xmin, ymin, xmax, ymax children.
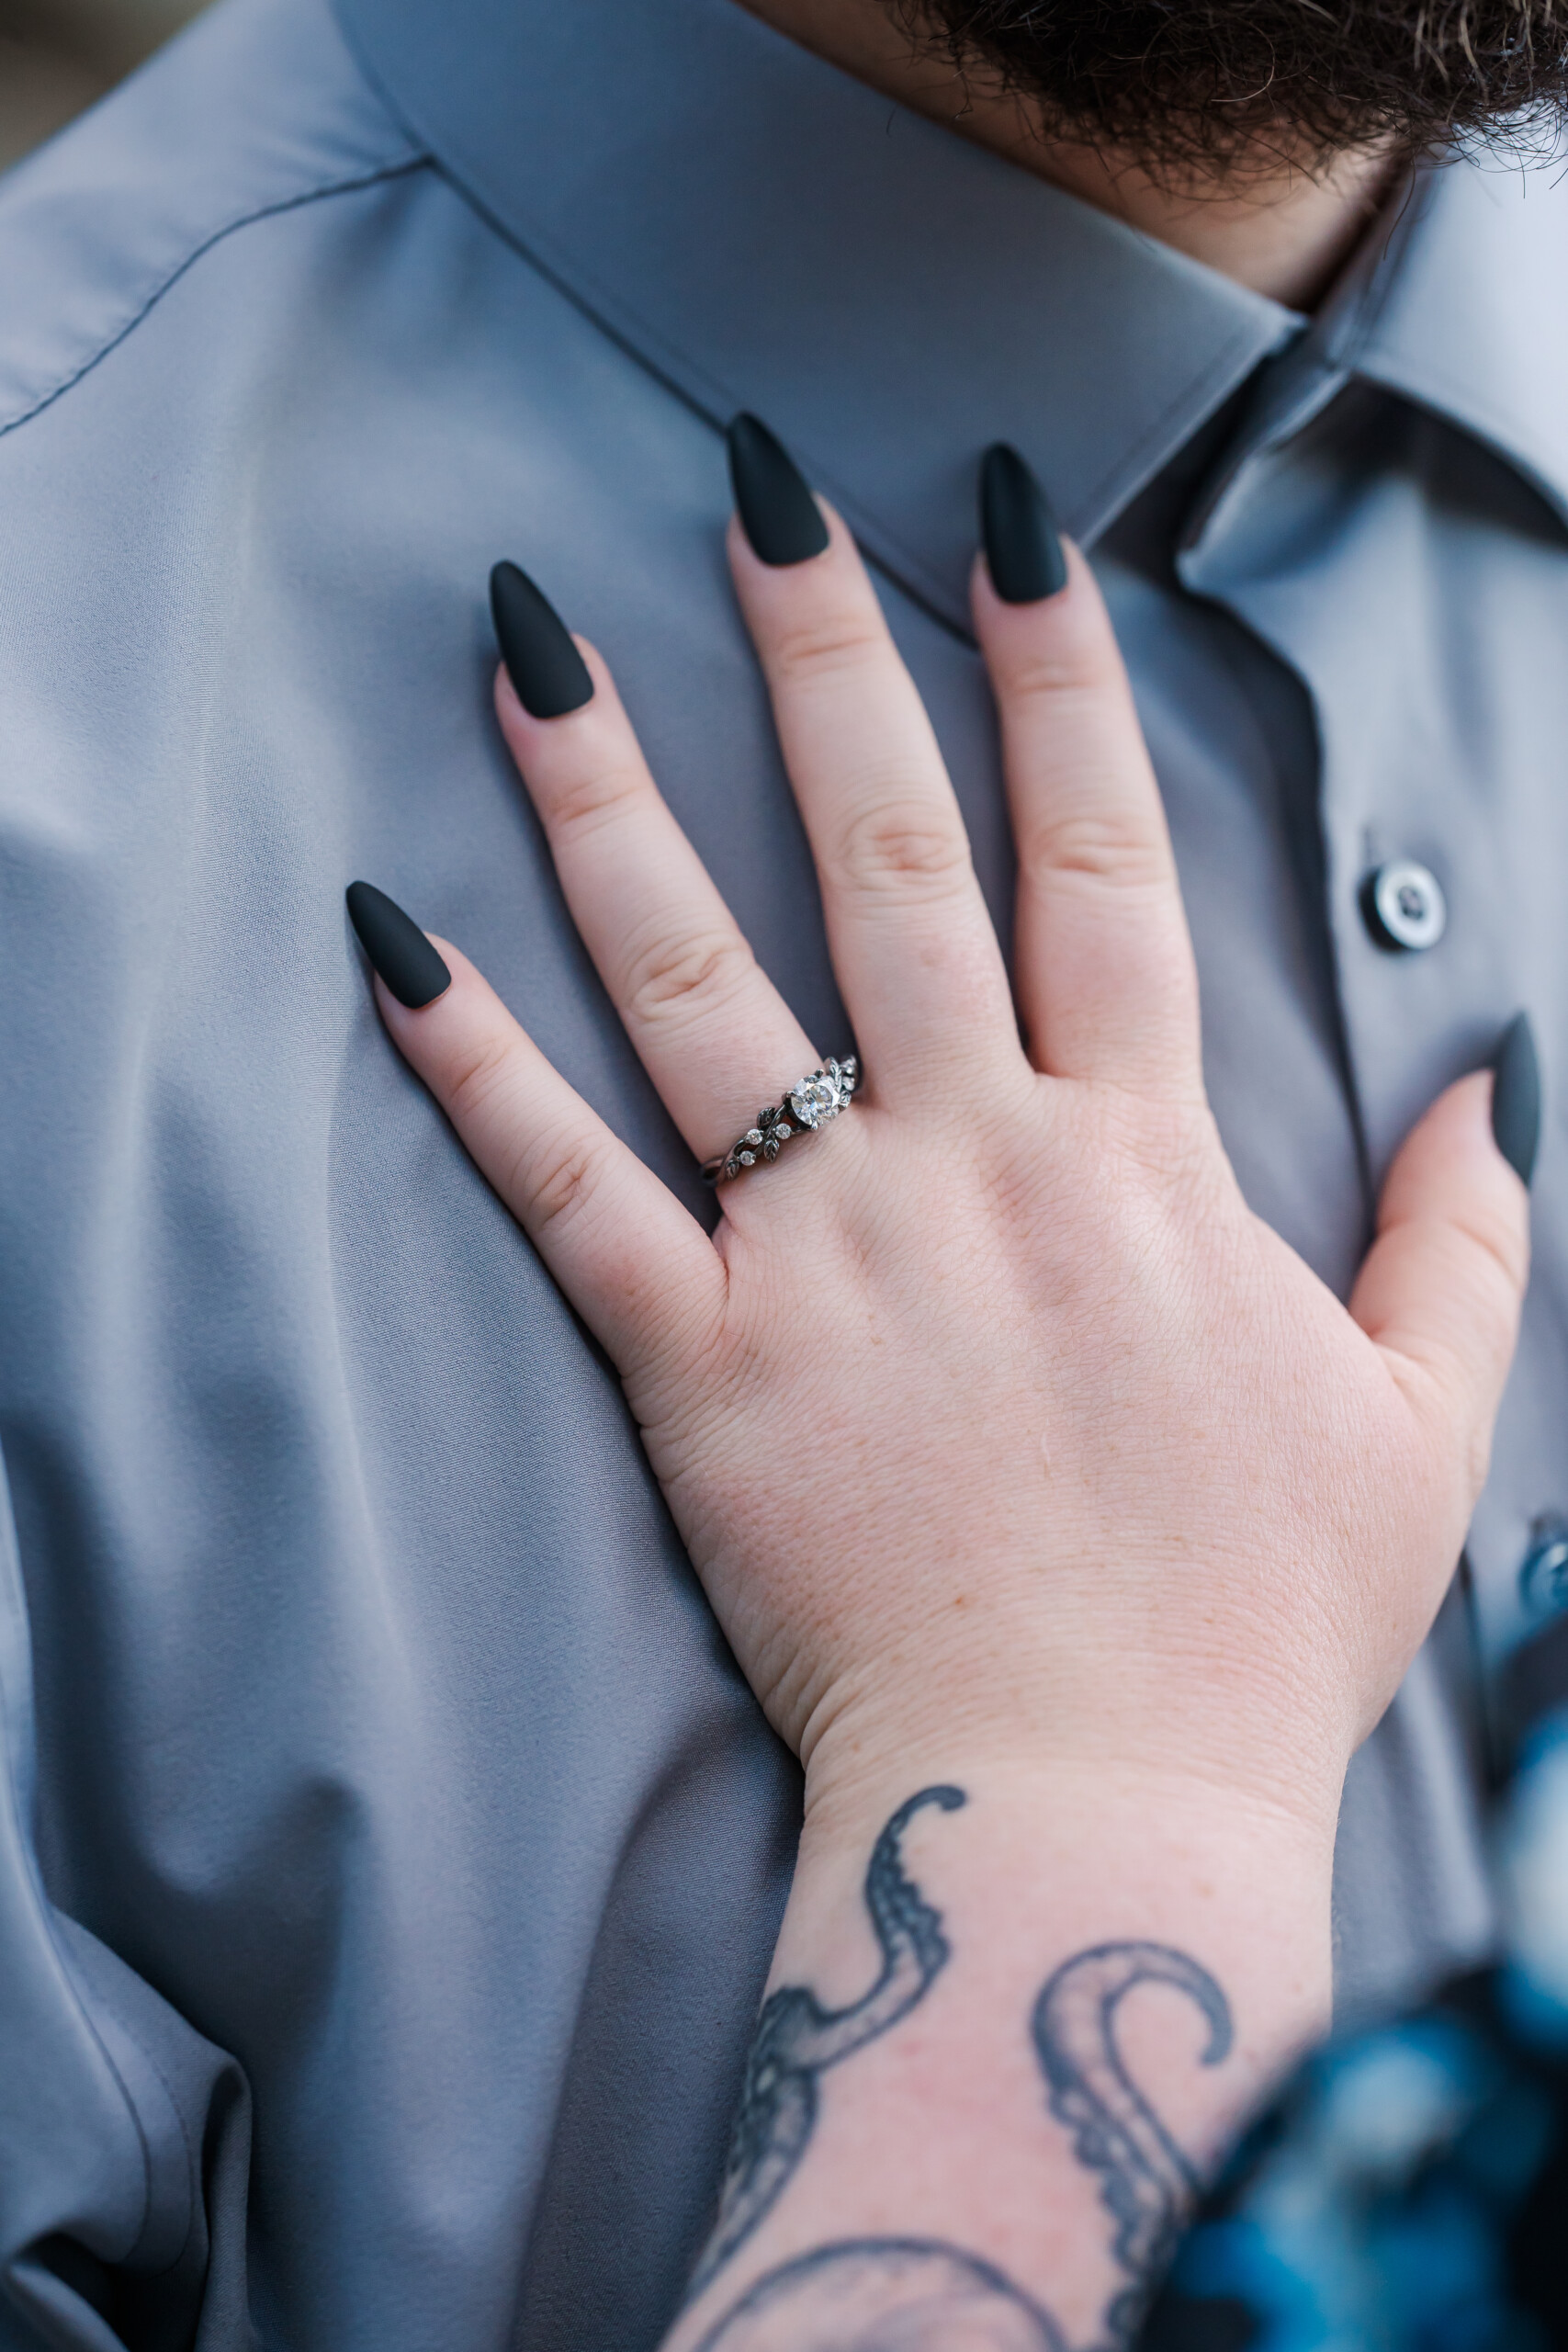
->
<box><xmin>1343</xmin><ymin>156</ymin><xmax>1568</xmax><ymax>530</ymax></box>
<box><xmin>332</xmin><ymin>0</ymin><xmax>1568</xmax><ymax>624</ymax></box>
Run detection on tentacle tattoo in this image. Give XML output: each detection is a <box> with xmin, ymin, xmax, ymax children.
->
<box><xmin>684</xmin><ymin>1784</ymin><xmax>967</xmax><ymax>2304</ymax></box>
<box><xmin>695</xmin><ymin>1941</ymin><xmax>1231</xmax><ymax>2348</ymax></box>
<box><xmin>694</xmin><ymin>2239</ymin><xmax>1069</xmax><ymax>2351</ymax></box>
<box><xmin>1032</xmin><ymin>1942</ymin><xmax>1233</xmax><ymax>2348</ymax></box>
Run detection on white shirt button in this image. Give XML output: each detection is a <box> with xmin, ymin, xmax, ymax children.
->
<box><xmin>1361</xmin><ymin>859</ymin><xmax>1448</xmax><ymax>952</ymax></box>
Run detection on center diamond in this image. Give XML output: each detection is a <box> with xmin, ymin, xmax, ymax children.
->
<box><xmin>788</xmin><ymin>1070</ymin><xmax>844</xmax><ymax>1128</ymax></box>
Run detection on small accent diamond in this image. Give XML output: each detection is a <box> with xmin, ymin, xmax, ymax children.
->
<box><xmin>703</xmin><ymin>1053</ymin><xmax>860</xmax><ymax>1183</ymax></box>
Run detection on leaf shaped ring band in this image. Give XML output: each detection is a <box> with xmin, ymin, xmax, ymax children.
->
<box><xmin>702</xmin><ymin>1057</ymin><xmax>861</xmax><ymax>1183</ymax></box>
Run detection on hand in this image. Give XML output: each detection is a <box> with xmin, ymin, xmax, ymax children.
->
<box><xmin>355</xmin><ymin>481</ymin><xmax>1529</xmax><ymax>2343</ymax></box>
<box><xmin>366</xmin><ymin>508</ymin><xmax>1526</xmax><ymax>1849</ymax></box>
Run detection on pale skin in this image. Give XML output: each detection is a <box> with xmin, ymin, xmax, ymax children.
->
<box><xmin>736</xmin><ymin>0</ymin><xmax>1397</xmax><ymax>306</ymax></box>
<box><xmin>367</xmin><ymin>503</ymin><xmax>1528</xmax><ymax>2344</ymax></box>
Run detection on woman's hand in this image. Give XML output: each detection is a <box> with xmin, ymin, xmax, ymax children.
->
<box><xmin>367</xmin><ymin>494</ymin><xmax>1523</xmax><ymax>1836</ymax></box>
<box><xmin>350</xmin><ymin>449</ymin><xmax>1529</xmax><ymax>2344</ymax></box>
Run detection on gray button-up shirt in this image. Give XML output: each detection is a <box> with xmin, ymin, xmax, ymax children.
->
<box><xmin>3</xmin><ymin>1</ymin><xmax>1567</xmax><ymax>2345</ymax></box>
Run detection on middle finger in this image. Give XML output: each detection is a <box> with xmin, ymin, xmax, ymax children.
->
<box><xmin>728</xmin><ymin>499</ymin><xmax>1021</xmax><ymax>1106</ymax></box>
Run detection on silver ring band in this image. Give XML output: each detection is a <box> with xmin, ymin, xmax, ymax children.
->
<box><xmin>702</xmin><ymin>1057</ymin><xmax>861</xmax><ymax>1183</ymax></box>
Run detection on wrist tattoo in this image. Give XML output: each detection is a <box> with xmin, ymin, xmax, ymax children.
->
<box><xmin>683</xmin><ymin>1784</ymin><xmax>966</xmax><ymax>2305</ymax></box>
<box><xmin>1033</xmin><ymin>1943</ymin><xmax>1232</xmax><ymax>2349</ymax></box>
<box><xmin>694</xmin><ymin>2238</ymin><xmax>1066</xmax><ymax>2350</ymax></box>
<box><xmin>693</xmin><ymin>1913</ymin><xmax>1233</xmax><ymax>2352</ymax></box>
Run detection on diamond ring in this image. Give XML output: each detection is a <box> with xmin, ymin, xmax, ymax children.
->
<box><xmin>702</xmin><ymin>1057</ymin><xmax>861</xmax><ymax>1183</ymax></box>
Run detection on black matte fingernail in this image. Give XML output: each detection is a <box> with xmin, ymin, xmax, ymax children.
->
<box><xmin>490</xmin><ymin>561</ymin><xmax>594</xmax><ymax>719</ymax></box>
<box><xmin>1493</xmin><ymin>1011</ymin><xmax>1541</xmax><ymax>1187</ymax></box>
<box><xmin>728</xmin><ymin>413</ymin><xmax>829</xmax><ymax>566</ymax></box>
<box><xmin>980</xmin><ymin>443</ymin><xmax>1067</xmax><ymax>605</ymax></box>
<box><xmin>346</xmin><ymin>881</ymin><xmax>452</xmax><ymax>1009</ymax></box>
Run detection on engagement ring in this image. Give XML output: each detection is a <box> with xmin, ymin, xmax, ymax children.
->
<box><xmin>702</xmin><ymin>1057</ymin><xmax>860</xmax><ymax>1183</ymax></box>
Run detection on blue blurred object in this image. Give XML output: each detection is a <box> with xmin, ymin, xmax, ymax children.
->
<box><xmin>1144</xmin><ymin>1719</ymin><xmax>1568</xmax><ymax>2351</ymax></box>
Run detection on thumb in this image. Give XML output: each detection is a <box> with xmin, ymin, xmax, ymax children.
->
<box><xmin>1349</xmin><ymin>1018</ymin><xmax>1537</xmax><ymax>1486</ymax></box>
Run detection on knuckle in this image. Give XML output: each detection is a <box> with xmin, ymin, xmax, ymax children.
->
<box><xmin>621</xmin><ymin>926</ymin><xmax>757</xmax><ymax>1031</ymax></box>
<box><xmin>441</xmin><ymin>1032</ymin><xmax>520</xmax><ymax>1129</ymax></box>
<box><xmin>1412</xmin><ymin>1206</ymin><xmax>1530</xmax><ymax>1339</ymax></box>
<box><xmin>1022</xmin><ymin>801</ymin><xmax>1169</xmax><ymax>888</ymax></box>
<box><xmin>1004</xmin><ymin>645</ymin><xmax>1117</xmax><ymax>707</ymax></box>
<box><xmin>525</xmin><ymin>1132</ymin><xmax>603</xmax><ymax>1238</ymax></box>
<box><xmin>830</xmin><ymin>797</ymin><xmax>972</xmax><ymax>899</ymax></box>
<box><xmin>1456</xmin><ymin>1205</ymin><xmax>1531</xmax><ymax>1300</ymax></box>
<box><xmin>768</xmin><ymin>611</ymin><xmax>886</xmax><ymax>689</ymax></box>
<box><xmin>540</xmin><ymin>754</ymin><xmax>646</xmax><ymax>842</ymax></box>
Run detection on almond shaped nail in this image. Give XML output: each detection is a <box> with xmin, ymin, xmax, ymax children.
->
<box><xmin>980</xmin><ymin>443</ymin><xmax>1067</xmax><ymax>604</ymax></box>
<box><xmin>346</xmin><ymin>881</ymin><xmax>451</xmax><ymax>1009</ymax></box>
<box><xmin>490</xmin><ymin>561</ymin><xmax>594</xmax><ymax>719</ymax></box>
<box><xmin>728</xmin><ymin>413</ymin><xmax>829</xmax><ymax>566</ymax></box>
<box><xmin>1493</xmin><ymin>1010</ymin><xmax>1541</xmax><ymax>1188</ymax></box>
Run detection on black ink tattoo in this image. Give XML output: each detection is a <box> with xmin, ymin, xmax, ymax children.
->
<box><xmin>694</xmin><ymin>2238</ymin><xmax>1067</xmax><ymax>2351</ymax></box>
<box><xmin>684</xmin><ymin>1785</ymin><xmax>966</xmax><ymax>2306</ymax></box>
<box><xmin>689</xmin><ymin>1817</ymin><xmax>1232</xmax><ymax>2352</ymax></box>
<box><xmin>1032</xmin><ymin>1941</ymin><xmax>1233</xmax><ymax>2349</ymax></box>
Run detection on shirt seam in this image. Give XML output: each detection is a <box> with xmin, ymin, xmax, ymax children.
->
<box><xmin>52</xmin><ymin>1925</ymin><xmax>209</xmax><ymax>2277</ymax></box>
<box><xmin>0</xmin><ymin>152</ymin><xmax>428</xmax><ymax>444</ymax></box>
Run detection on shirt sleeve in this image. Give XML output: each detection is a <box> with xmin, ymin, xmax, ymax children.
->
<box><xmin>0</xmin><ymin>1449</ymin><xmax>254</xmax><ymax>2352</ymax></box>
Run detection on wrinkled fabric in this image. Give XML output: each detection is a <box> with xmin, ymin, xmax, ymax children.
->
<box><xmin>1</xmin><ymin>0</ymin><xmax>1567</xmax><ymax>2345</ymax></box>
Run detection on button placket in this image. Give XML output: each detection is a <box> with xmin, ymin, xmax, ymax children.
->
<box><xmin>1180</xmin><ymin>389</ymin><xmax>1568</xmax><ymax>1681</ymax></box>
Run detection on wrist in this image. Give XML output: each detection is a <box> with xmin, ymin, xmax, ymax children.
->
<box><xmin>802</xmin><ymin>1711</ymin><xmax>1346</xmax><ymax>1874</ymax></box>
<box><xmin>790</xmin><ymin>1753</ymin><xmax>1337</xmax><ymax>2076</ymax></box>
<box><xmin>797</xmin><ymin>1652</ymin><xmax>1353</xmax><ymax>1865</ymax></box>
<box><xmin>673</xmin><ymin>1756</ymin><xmax>1335</xmax><ymax>2349</ymax></box>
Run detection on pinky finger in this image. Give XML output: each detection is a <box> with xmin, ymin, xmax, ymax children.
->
<box><xmin>375</xmin><ymin>934</ymin><xmax>727</xmax><ymax>1383</ymax></box>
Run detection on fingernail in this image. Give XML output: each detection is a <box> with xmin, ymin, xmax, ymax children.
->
<box><xmin>1492</xmin><ymin>1011</ymin><xmax>1540</xmax><ymax>1187</ymax></box>
<box><xmin>728</xmin><ymin>413</ymin><xmax>829</xmax><ymax>566</ymax></box>
<box><xmin>346</xmin><ymin>881</ymin><xmax>452</xmax><ymax>1010</ymax></box>
<box><xmin>490</xmin><ymin>561</ymin><xmax>594</xmax><ymax>719</ymax></box>
<box><xmin>980</xmin><ymin>443</ymin><xmax>1067</xmax><ymax>604</ymax></box>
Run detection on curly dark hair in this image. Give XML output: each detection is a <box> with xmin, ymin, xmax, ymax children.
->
<box><xmin>903</xmin><ymin>0</ymin><xmax>1568</xmax><ymax>172</ymax></box>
